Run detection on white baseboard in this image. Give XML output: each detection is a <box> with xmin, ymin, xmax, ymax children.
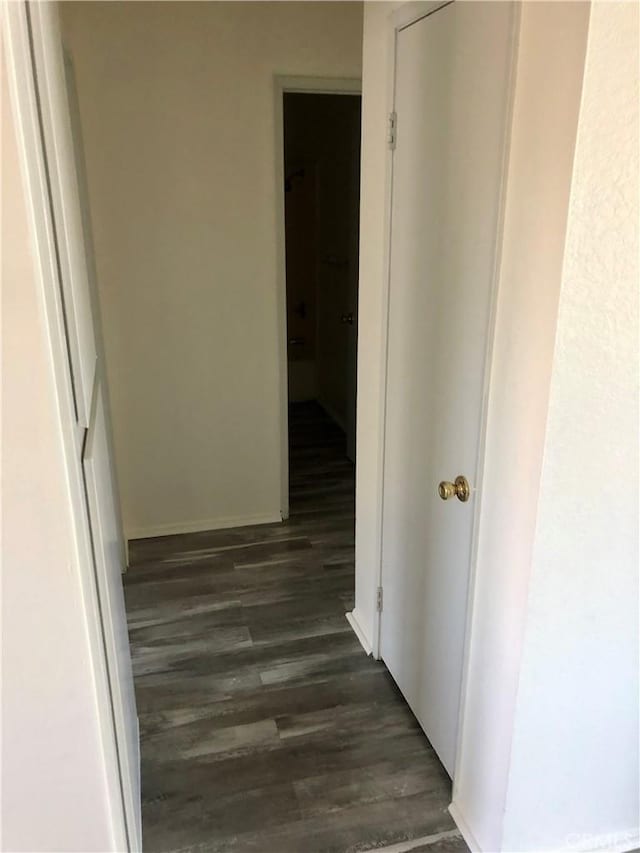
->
<box><xmin>449</xmin><ymin>800</ymin><xmax>639</xmax><ymax>853</ymax></box>
<box><xmin>346</xmin><ymin>609</ymin><xmax>373</xmax><ymax>655</ymax></box>
<box><xmin>126</xmin><ymin>511</ymin><xmax>282</xmax><ymax>541</ymax></box>
<box><xmin>449</xmin><ymin>800</ymin><xmax>482</xmax><ymax>853</ymax></box>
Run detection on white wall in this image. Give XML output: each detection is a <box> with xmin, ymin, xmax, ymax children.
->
<box><xmin>452</xmin><ymin>3</ymin><xmax>591</xmax><ymax>848</ymax></box>
<box><xmin>352</xmin><ymin>0</ymin><xmax>398</xmax><ymax>652</ymax></box>
<box><xmin>356</xmin><ymin>1</ymin><xmax>638</xmax><ymax>848</ymax></box>
<box><xmin>501</xmin><ymin>3</ymin><xmax>639</xmax><ymax>848</ymax></box>
<box><xmin>453</xmin><ymin>2</ymin><xmax>639</xmax><ymax>850</ymax></box>
<box><xmin>60</xmin><ymin>2</ymin><xmax>363</xmax><ymax>540</ymax></box>
<box><xmin>1</xmin><ymin>44</ymin><xmax>115</xmax><ymax>851</ymax></box>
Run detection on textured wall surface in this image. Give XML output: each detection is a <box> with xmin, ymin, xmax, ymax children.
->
<box><xmin>503</xmin><ymin>3</ymin><xmax>639</xmax><ymax>849</ymax></box>
<box><xmin>1</xmin><ymin>46</ymin><xmax>114</xmax><ymax>851</ymax></box>
<box><xmin>451</xmin><ymin>4</ymin><xmax>591</xmax><ymax>849</ymax></box>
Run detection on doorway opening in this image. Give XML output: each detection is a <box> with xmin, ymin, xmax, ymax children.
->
<box><xmin>280</xmin><ymin>88</ymin><xmax>362</xmax><ymax>526</ymax></box>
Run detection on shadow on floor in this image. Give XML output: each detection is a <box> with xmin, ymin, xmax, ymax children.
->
<box><xmin>124</xmin><ymin>402</ymin><xmax>465</xmax><ymax>852</ymax></box>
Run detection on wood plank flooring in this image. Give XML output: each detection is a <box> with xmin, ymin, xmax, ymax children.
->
<box><xmin>125</xmin><ymin>402</ymin><xmax>467</xmax><ymax>853</ymax></box>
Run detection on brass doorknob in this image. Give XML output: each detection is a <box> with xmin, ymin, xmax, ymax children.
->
<box><xmin>438</xmin><ymin>475</ymin><xmax>470</xmax><ymax>502</ymax></box>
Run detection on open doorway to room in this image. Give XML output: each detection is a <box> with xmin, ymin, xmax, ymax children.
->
<box><xmin>281</xmin><ymin>88</ymin><xmax>362</xmax><ymax>532</ymax></box>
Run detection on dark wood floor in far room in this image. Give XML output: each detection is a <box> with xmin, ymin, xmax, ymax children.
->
<box><xmin>124</xmin><ymin>402</ymin><xmax>467</xmax><ymax>852</ymax></box>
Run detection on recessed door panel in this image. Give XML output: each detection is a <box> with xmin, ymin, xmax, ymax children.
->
<box><xmin>84</xmin><ymin>383</ymin><xmax>141</xmax><ymax>850</ymax></box>
<box><xmin>380</xmin><ymin>1</ymin><xmax>515</xmax><ymax>776</ymax></box>
<box><xmin>29</xmin><ymin>2</ymin><xmax>97</xmax><ymax>427</ymax></box>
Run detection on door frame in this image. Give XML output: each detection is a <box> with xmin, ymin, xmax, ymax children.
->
<box><xmin>371</xmin><ymin>1</ymin><xmax>458</xmax><ymax>658</ymax></box>
<box><xmin>373</xmin><ymin>0</ymin><xmax>519</xmax><ymax>756</ymax></box>
<box><xmin>2</xmin><ymin>3</ymin><xmax>135</xmax><ymax>848</ymax></box>
<box><xmin>274</xmin><ymin>75</ymin><xmax>362</xmax><ymax>520</ymax></box>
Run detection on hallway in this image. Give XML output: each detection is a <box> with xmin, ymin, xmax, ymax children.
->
<box><xmin>124</xmin><ymin>403</ymin><xmax>466</xmax><ymax>852</ymax></box>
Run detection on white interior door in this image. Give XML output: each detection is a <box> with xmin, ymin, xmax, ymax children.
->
<box><xmin>63</xmin><ymin>47</ymin><xmax>128</xmax><ymax>570</ymax></box>
<box><xmin>380</xmin><ymin>1</ymin><xmax>515</xmax><ymax>776</ymax></box>
<box><xmin>29</xmin><ymin>1</ymin><xmax>97</xmax><ymax>428</ymax></box>
<box><xmin>27</xmin><ymin>3</ymin><xmax>141</xmax><ymax>846</ymax></box>
<box><xmin>84</xmin><ymin>383</ymin><xmax>141</xmax><ymax>851</ymax></box>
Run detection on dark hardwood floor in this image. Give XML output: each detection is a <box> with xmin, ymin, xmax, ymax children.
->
<box><xmin>125</xmin><ymin>402</ymin><xmax>466</xmax><ymax>853</ymax></box>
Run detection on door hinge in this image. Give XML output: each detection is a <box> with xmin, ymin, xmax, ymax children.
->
<box><xmin>377</xmin><ymin>586</ymin><xmax>384</xmax><ymax>612</ymax></box>
<box><xmin>387</xmin><ymin>111</ymin><xmax>397</xmax><ymax>150</ymax></box>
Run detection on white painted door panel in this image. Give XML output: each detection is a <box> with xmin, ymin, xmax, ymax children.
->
<box><xmin>84</xmin><ymin>384</ymin><xmax>141</xmax><ymax>851</ymax></box>
<box><xmin>63</xmin><ymin>48</ymin><xmax>128</xmax><ymax>569</ymax></box>
<box><xmin>26</xmin><ymin>3</ymin><xmax>139</xmax><ymax>845</ymax></box>
<box><xmin>29</xmin><ymin>1</ymin><xmax>97</xmax><ymax>427</ymax></box>
<box><xmin>380</xmin><ymin>1</ymin><xmax>514</xmax><ymax>776</ymax></box>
